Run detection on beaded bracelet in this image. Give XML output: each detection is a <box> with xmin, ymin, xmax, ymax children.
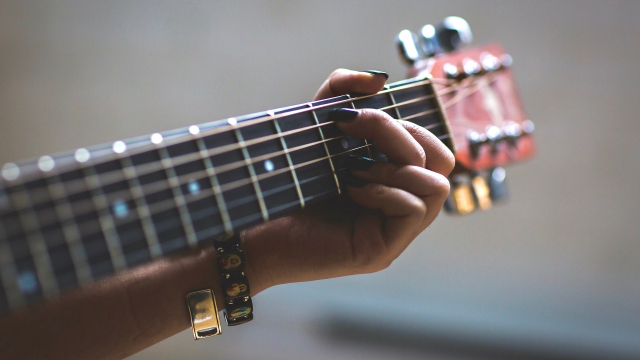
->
<box><xmin>214</xmin><ymin>232</ymin><xmax>254</xmax><ymax>326</ymax></box>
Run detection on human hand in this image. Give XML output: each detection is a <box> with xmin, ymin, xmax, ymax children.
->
<box><xmin>243</xmin><ymin>69</ymin><xmax>455</xmax><ymax>294</ymax></box>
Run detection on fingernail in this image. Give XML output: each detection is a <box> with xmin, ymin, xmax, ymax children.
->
<box><xmin>343</xmin><ymin>173</ymin><xmax>368</xmax><ymax>188</ymax></box>
<box><xmin>361</xmin><ymin>70</ymin><xmax>389</xmax><ymax>80</ymax></box>
<box><xmin>329</xmin><ymin>108</ymin><xmax>359</xmax><ymax>122</ymax></box>
<box><xmin>345</xmin><ymin>155</ymin><xmax>376</xmax><ymax>171</ymax></box>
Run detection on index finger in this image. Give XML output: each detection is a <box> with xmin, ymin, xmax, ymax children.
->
<box><xmin>314</xmin><ymin>69</ymin><xmax>388</xmax><ymax>100</ymax></box>
<box><xmin>332</xmin><ymin>108</ymin><xmax>426</xmax><ymax>167</ymax></box>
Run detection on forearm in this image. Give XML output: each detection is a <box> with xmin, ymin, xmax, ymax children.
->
<box><xmin>0</xmin><ymin>243</ymin><xmax>266</xmax><ymax>360</ymax></box>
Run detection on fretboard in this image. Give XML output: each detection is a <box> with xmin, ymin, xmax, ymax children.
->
<box><xmin>0</xmin><ymin>76</ymin><xmax>450</xmax><ymax>314</ymax></box>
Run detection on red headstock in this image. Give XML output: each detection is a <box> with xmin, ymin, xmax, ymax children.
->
<box><xmin>398</xmin><ymin>18</ymin><xmax>536</xmax><ymax>214</ymax></box>
<box><xmin>411</xmin><ymin>44</ymin><xmax>536</xmax><ymax>172</ymax></box>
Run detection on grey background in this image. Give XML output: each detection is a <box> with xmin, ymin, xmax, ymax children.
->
<box><xmin>1</xmin><ymin>1</ymin><xmax>639</xmax><ymax>359</ymax></box>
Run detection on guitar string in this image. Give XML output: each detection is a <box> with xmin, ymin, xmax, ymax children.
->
<box><xmin>0</xmin><ymin>169</ymin><xmax>339</xmax><ymax>280</ymax></box>
<box><xmin>3</xmin><ymin>77</ymin><xmax>472</xmax><ymax>215</ymax></box>
<box><xmin>0</xmin><ymin>76</ymin><xmax>490</xmax><ymax>276</ymax></box>
<box><xmin>5</xmin><ymin>120</ymin><xmax>447</xmax><ymax>240</ymax></box>
<box><xmin>3</xmin><ymin>76</ymin><xmax>449</xmax><ymax>186</ymax></box>
<box><xmin>0</xmin><ymin>81</ymin><xmax>497</xmax><ymax>296</ymax></box>
<box><xmin>1</xmin><ymin>76</ymin><xmax>489</xmax><ymax>245</ymax></box>
<box><xmin>4</xmin><ymin>76</ymin><xmax>457</xmax><ymax>193</ymax></box>
<box><xmin>0</xmin><ymin>142</ymin><xmax>368</xmax><ymax>270</ymax></box>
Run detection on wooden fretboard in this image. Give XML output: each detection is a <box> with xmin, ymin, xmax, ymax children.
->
<box><xmin>0</xmin><ymin>76</ymin><xmax>450</xmax><ymax>314</ymax></box>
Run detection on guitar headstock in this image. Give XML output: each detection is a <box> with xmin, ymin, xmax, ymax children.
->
<box><xmin>397</xmin><ymin>17</ymin><xmax>536</xmax><ymax>215</ymax></box>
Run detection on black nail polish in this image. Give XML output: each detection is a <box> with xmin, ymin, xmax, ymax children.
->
<box><xmin>343</xmin><ymin>173</ymin><xmax>368</xmax><ymax>188</ymax></box>
<box><xmin>329</xmin><ymin>108</ymin><xmax>359</xmax><ymax>122</ymax></box>
<box><xmin>361</xmin><ymin>70</ymin><xmax>389</xmax><ymax>80</ymax></box>
<box><xmin>345</xmin><ymin>155</ymin><xmax>376</xmax><ymax>171</ymax></box>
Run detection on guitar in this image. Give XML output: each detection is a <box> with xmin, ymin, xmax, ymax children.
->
<box><xmin>0</xmin><ymin>17</ymin><xmax>534</xmax><ymax>315</ymax></box>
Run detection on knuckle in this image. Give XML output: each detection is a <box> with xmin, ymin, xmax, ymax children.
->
<box><xmin>411</xmin><ymin>196</ymin><xmax>428</xmax><ymax>217</ymax></box>
<box><xmin>358</xmin><ymin>254</ymin><xmax>393</xmax><ymax>274</ymax></box>
<box><xmin>330</xmin><ymin>68</ymin><xmax>349</xmax><ymax>78</ymax></box>
<box><xmin>415</xmin><ymin>147</ymin><xmax>427</xmax><ymax>168</ymax></box>
<box><xmin>378</xmin><ymin>162</ymin><xmax>402</xmax><ymax>180</ymax></box>
<box><xmin>442</xmin><ymin>149</ymin><xmax>456</xmax><ymax>175</ymax></box>
<box><xmin>433</xmin><ymin>174</ymin><xmax>451</xmax><ymax>197</ymax></box>
<box><xmin>360</xmin><ymin>108</ymin><xmax>394</xmax><ymax>125</ymax></box>
<box><xmin>351</xmin><ymin>236</ymin><xmax>393</xmax><ymax>274</ymax></box>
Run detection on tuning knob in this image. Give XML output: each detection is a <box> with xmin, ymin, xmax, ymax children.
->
<box><xmin>396</xmin><ymin>29</ymin><xmax>423</xmax><ymax>64</ymax></box>
<box><xmin>433</xmin><ymin>16</ymin><xmax>473</xmax><ymax>53</ymax></box>
<box><xmin>418</xmin><ymin>24</ymin><xmax>438</xmax><ymax>57</ymax></box>
<box><xmin>444</xmin><ymin>174</ymin><xmax>476</xmax><ymax>215</ymax></box>
<box><xmin>488</xmin><ymin>167</ymin><xmax>509</xmax><ymax>202</ymax></box>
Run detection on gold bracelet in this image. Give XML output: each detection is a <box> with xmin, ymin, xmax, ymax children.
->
<box><xmin>186</xmin><ymin>289</ymin><xmax>222</xmax><ymax>340</ymax></box>
<box><xmin>186</xmin><ymin>232</ymin><xmax>253</xmax><ymax>340</ymax></box>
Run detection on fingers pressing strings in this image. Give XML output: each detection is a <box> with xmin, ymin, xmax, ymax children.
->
<box><xmin>313</xmin><ymin>69</ymin><xmax>388</xmax><ymax>100</ymax></box>
<box><xmin>9</xmin><ymin>84</ymin><xmax>465</xmax><ymax>240</ymax></box>
<box><xmin>9</xmin><ymin>72</ymin><xmax>478</xmax><ymax>245</ymax></box>
<box><xmin>11</xmin><ymin>71</ymin><xmax>475</xmax><ymax>217</ymax></box>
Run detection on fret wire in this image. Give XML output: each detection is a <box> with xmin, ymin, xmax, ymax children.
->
<box><xmin>4</xmin><ymin>76</ymin><xmax>458</xmax><ymax>191</ymax></box>
<box><xmin>4</xmin><ymin>76</ymin><xmax>465</xmax><ymax>244</ymax></box>
<box><xmin>8</xmin><ymin>185</ymin><xmax>59</xmax><ymax>296</ymax></box>
<box><xmin>156</xmin><ymin>145</ymin><xmax>199</xmax><ymax>248</ymax></box>
<box><xmin>194</xmin><ymin>135</ymin><xmax>233</xmax><ymax>234</ymax></box>
<box><xmin>7</xmin><ymin>123</ymin><xmax>445</xmax><ymax>245</ymax></box>
<box><xmin>188</xmin><ymin>77</ymin><xmax>438</xmax><ymax>139</ymax></box>
<box><xmin>233</xmin><ymin>122</ymin><xmax>270</xmax><ymax>222</ymax></box>
<box><xmin>347</xmin><ymin>94</ymin><xmax>373</xmax><ymax>159</ymax></box>
<box><xmin>7</xmin><ymin>121</ymin><xmax>447</xmax><ymax>245</ymax></box>
<box><xmin>380</xmin><ymin>94</ymin><xmax>434</xmax><ymax>113</ymax></box>
<box><xmin>45</xmin><ymin>169</ymin><xmax>92</xmax><ymax>283</ymax></box>
<box><xmin>82</xmin><ymin>164</ymin><xmax>127</xmax><ymax>271</ymax></box>
<box><xmin>7</xmin><ymin>174</ymin><xmax>344</xmax><ymax>288</ymax></box>
<box><xmin>6</xmin><ymin>78</ymin><xmax>463</xmax><ymax>216</ymax></box>
<box><xmin>119</xmin><ymin>156</ymin><xmax>163</xmax><ymax>258</ymax></box>
<box><xmin>385</xmin><ymin>85</ymin><xmax>402</xmax><ymax>119</ymax></box>
<box><xmin>0</xmin><ymin>76</ymin><xmax>466</xmax><ymax>311</ymax></box>
<box><xmin>271</xmin><ymin>111</ymin><xmax>305</xmax><ymax>209</ymax></box>
<box><xmin>5</xmin><ymin>139</ymin><xmax>466</xmax><ymax>276</ymax></box>
<box><xmin>309</xmin><ymin>104</ymin><xmax>341</xmax><ymax>195</ymax></box>
<box><xmin>0</xmin><ymin>223</ymin><xmax>25</xmax><ymax>309</ymax></box>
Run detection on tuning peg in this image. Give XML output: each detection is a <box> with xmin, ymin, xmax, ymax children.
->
<box><xmin>444</xmin><ymin>174</ymin><xmax>476</xmax><ymax>215</ymax></box>
<box><xmin>419</xmin><ymin>24</ymin><xmax>438</xmax><ymax>57</ymax></box>
<box><xmin>488</xmin><ymin>167</ymin><xmax>509</xmax><ymax>203</ymax></box>
<box><xmin>435</xmin><ymin>16</ymin><xmax>473</xmax><ymax>53</ymax></box>
<box><xmin>416</xmin><ymin>16</ymin><xmax>472</xmax><ymax>60</ymax></box>
<box><xmin>396</xmin><ymin>29</ymin><xmax>424</xmax><ymax>65</ymax></box>
<box><xmin>471</xmin><ymin>174</ymin><xmax>492</xmax><ymax>210</ymax></box>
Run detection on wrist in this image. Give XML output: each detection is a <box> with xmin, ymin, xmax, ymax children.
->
<box><xmin>241</xmin><ymin>230</ymin><xmax>276</xmax><ymax>296</ymax></box>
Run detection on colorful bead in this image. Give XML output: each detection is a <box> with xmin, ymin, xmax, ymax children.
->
<box><xmin>229</xmin><ymin>306</ymin><xmax>252</xmax><ymax>319</ymax></box>
<box><xmin>219</xmin><ymin>253</ymin><xmax>243</xmax><ymax>270</ymax></box>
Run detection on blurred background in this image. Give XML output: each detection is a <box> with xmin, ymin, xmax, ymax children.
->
<box><xmin>1</xmin><ymin>1</ymin><xmax>640</xmax><ymax>359</ymax></box>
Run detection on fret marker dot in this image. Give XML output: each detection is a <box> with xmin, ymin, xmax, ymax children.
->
<box><xmin>38</xmin><ymin>156</ymin><xmax>55</xmax><ymax>172</ymax></box>
<box><xmin>341</xmin><ymin>138</ymin><xmax>349</xmax><ymax>149</ymax></box>
<box><xmin>151</xmin><ymin>133</ymin><xmax>163</xmax><ymax>144</ymax></box>
<box><xmin>113</xmin><ymin>200</ymin><xmax>129</xmax><ymax>218</ymax></box>
<box><xmin>17</xmin><ymin>270</ymin><xmax>38</xmax><ymax>294</ymax></box>
<box><xmin>264</xmin><ymin>160</ymin><xmax>274</xmax><ymax>172</ymax></box>
<box><xmin>75</xmin><ymin>148</ymin><xmax>91</xmax><ymax>163</ymax></box>
<box><xmin>2</xmin><ymin>163</ymin><xmax>20</xmax><ymax>181</ymax></box>
<box><xmin>228</xmin><ymin>118</ymin><xmax>237</xmax><ymax>125</ymax></box>
<box><xmin>189</xmin><ymin>125</ymin><xmax>200</xmax><ymax>135</ymax></box>
<box><xmin>113</xmin><ymin>141</ymin><xmax>126</xmax><ymax>154</ymax></box>
<box><xmin>188</xmin><ymin>181</ymin><xmax>200</xmax><ymax>195</ymax></box>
